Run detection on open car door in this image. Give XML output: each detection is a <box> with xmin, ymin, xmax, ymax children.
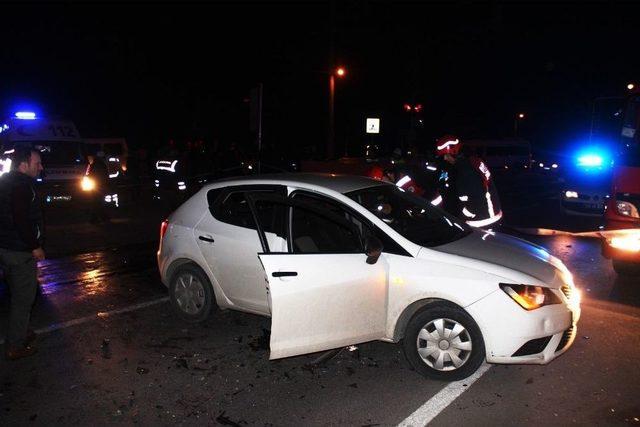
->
<box><xmin>259</xmin><ymin>253</ymin><xmax>388</xmax><ymax>359</ymax></box>
<box><xmin>250</xmin><ymin>191</ymin><xmax>390</xmax><ymax>360</ymax></box>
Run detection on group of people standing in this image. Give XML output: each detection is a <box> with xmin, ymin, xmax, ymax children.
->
<box><xmin>367</xmin><ymin>135</ymin><xmax>503</xmax><ymax>229</ymax></box>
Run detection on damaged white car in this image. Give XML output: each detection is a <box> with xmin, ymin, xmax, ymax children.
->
<box><xmin>157</xmin><ymin>174</ymin><xmax>581</xmax><ymax>381</ymax></box>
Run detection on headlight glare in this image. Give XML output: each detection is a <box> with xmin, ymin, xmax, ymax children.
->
<box><xmin>81</xmin><ymin>176</ymin><xmax>96</xmax><ymax>192</ymax></box>
<box><xmin>500</xmin><ymin>284</ymin><xmax>562</xmax><ymax>310</ymax></box>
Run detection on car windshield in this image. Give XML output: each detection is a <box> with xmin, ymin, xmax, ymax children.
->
<box><xmin>346</xmin><ymin>184</ymin><xmax>472</xmax><ymax>247</ymax></box>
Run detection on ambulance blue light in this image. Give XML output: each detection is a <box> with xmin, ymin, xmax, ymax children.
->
<box><xmin>15</xmin><ymin>111</ymin><xmax>36</xmax><ymax>120</ymax></box>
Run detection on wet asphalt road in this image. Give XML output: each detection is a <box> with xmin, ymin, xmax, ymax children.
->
<box><xmin>1</xmin><ymin>176</ymin><xmax>639</xmax><ymax>425</ymax></box>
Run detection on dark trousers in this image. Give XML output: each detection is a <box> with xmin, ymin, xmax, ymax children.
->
<box><xmin>88</xmin><ymin>191</ymin><xmax>110</xmax><ymax>223</ymax></box>
<box><xmin>0</xmin><ymin>248</ymin><xmax>38</xmax><ymax>347</ymax></box>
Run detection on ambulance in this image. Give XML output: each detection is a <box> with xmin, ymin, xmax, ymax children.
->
<box><xmin>0</xmin><ymin>111</ymin><xmax>86</xmax><ymax>204</ymax></box>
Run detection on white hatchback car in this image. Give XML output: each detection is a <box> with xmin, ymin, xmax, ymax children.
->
<box><xmin>157</xmin><ymin>174</ymin><xmax>581</xmax><ymax>381</ymax></box>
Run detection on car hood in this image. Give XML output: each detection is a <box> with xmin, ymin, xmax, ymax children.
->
<box><xmin>430</xmin><ymin>230</ymin><xmax>571</xmax><ymax>287</ymax></box>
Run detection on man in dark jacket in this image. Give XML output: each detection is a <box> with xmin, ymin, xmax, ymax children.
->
<box><xmin>0</xmin><ymin>147</ymin><xmax>44</xmax><ymax>360</ymax></box>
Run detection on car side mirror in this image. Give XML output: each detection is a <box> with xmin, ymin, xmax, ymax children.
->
<box><xmin>365</xmin><ymin>236</ymin><xmax>383</xmax><ymax>265</ymax></box>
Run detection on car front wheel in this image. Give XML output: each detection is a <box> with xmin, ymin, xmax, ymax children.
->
<box><xmin>403</xmin><ymin>304</ymin><xmax>485</xmax><ymax>381</ymax></box>
<box><xmin>169</xmin><ymin>264</ymin><xmax>215</xmax><ymax>323</ymax></box>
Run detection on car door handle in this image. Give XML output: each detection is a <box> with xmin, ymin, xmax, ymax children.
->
<box><xmin>272</xmin><ymin>271</ymin><xmax>298</xmax><ymax>277</ymax></box>
<box><xmin>198</xmin><ymin>235</ymin><xmax>215</xmax><ymax>243</ymax></box>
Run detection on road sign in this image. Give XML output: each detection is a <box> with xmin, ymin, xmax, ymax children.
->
<box><xmin>366</xmin><ymin>118</ymin><xmax>380</xmax><ymax>134</ymax></box>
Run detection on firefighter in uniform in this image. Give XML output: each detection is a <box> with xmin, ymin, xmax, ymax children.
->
<box><xmin>435</xmin><ymin>135</ymin><xmax>502</xmax><ymax>228</ymax></box>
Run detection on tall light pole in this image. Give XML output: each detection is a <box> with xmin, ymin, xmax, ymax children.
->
<box><xmin>328</xmin><ymin>66</ymin><xmax>346</xmax><ymax>159</ymax></box>
<box><xmin>514</xmin><ymin>113</ymin><xmax>525</xmax><ymax>137</ymax></box>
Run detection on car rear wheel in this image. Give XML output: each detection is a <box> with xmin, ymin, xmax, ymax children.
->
<box><xmin>403</xmin><ymin>304</ymin><xmax>485</xmax><ymax>381</ymax></box>
<box><xmin>612</xmin><ymin>260</ymin><xmax>640</xmax><ymax>276</ymax></box>
<box><xmin>170</xmin><ymin>264</ymin><xmax>215</xmax><ymax>323</ymax></box>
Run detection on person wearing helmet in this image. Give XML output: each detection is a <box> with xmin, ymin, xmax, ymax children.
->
<box><xmin>435</xmin><ymin>135</ymin><xmax>502</xmax><ymax>228</ymax></box>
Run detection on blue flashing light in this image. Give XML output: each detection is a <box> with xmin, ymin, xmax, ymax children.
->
<box><xmin>573</xmin><ymin>143</ymin><xmax>613</xmax><ymax>172</ymax></box>
<box><xmin>577</xmin><ymin>154</ymin><xmax>603</xmax><ymax>167</ymax></box>
<box><xmin>15</xmin><ymin>111</ymin><xmax>36</xmax><ymax>120</ymax></box>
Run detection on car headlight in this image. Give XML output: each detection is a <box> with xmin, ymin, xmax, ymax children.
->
<box><xmin>616</xmin><ymin>201</ymin><xmax>639</xmax><ymax>218</ymax></box>
<box><xmin>500</xmin><ymin>284</ymin><xmax>562</xmax><ymax>310</ymax></box>
<box><xmin>81</xmin><ymin>176</ymin><xmax>96</xmax><ymax>191</ymax></box>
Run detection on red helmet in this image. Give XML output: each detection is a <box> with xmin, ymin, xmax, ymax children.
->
<box><xmin>436</xmin><ymin>135</ymin><xmax>461</xmax><ymax>156</ymax></box>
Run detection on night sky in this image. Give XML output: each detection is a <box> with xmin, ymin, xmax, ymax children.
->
<box><xmin>1</xmin><ymin>2</ymin><xmax>638</xmax><ymax>157</ymax></box>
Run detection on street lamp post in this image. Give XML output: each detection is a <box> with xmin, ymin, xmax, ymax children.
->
<box><xmin>328</xmin><ymin>66</ymin><xmax>345</xmax><ymax>159</ymax></box>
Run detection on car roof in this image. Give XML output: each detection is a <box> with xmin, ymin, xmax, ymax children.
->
<box><xmin>211</xmin><ymin>173</ymin><xmax>388</xmax><ymax>194</ymax></box>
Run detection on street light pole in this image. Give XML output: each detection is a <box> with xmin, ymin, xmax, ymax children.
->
<box><xmin>328</xmin><ymin>73</ymin><xmax>335</xmax><ymax>159</ymax></box>
<box><xmin>327</xmin><ymin>67</ymin><xmax>345</xmax><ymax>159</ymax></box>
<box><xmin>514</xmin><ymin>113</ymin><xmax>525</xmax><ymax>137</ymax></box>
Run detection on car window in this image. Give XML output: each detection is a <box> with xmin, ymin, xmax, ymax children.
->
<box><xmin>216</xmin><ymin>192</ymin><xmax>257</xmax><ymax>229</ymax></box>
<box><xmin>207</xmin><ymin>186</ymin><xmax>286</xmax><ymax>234</ymax></box>
<box><xmin>290</xmin><ymin>193</ymin><xmax>365</xmax><ymax>254</ymax></box>
<box><xmin>253</xmin><ymin>199</ymin><xmax>288</xmax><ymax>241</ymax></box>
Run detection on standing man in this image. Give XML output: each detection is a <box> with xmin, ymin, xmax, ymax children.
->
<box><xmin>0</xmin><ymin>147</ymin><xmax>44</xmax><ymax>360</ymax></box>
<box><xmin>435</xmin><ymin>135</ymin><xmax>502</xmax><ymax>228</ymax></box>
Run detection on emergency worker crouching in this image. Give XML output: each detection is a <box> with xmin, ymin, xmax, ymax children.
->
<box><xmin>435</xmin><ymin>135</ymin><xmax>502</xmax><ymax>228</ymax></box>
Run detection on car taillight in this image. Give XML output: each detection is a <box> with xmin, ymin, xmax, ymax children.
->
<box><xmin>160</xmin><ymin>220</ymin><xmax>169</xmax><ymax>240</ymax></box>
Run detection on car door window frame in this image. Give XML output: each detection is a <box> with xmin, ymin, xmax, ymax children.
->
<box><xmin>208</xmin><ymin>185</ymin><xmax>287</xmax><ymax>253</ymax></box>
<box><xmin>287</xmin><ymin>190</ymin><xmax>412</xmax><ymax>257</ymax></box>
<box><xmin>247</xmin><ymin>189</ymin><xmax>412</xmax><ymax>257</ymax></box>
<box><xmin>287</xmin><ymin>191</ymin><xmax>369</xmax><ymax>254</ymax></box>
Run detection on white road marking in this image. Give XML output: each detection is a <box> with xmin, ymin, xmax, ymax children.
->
<box><xmin>397</xmin><ymin>363</ymin><xmax>492</xmax><ymax>427</ymax></box>
<box><xmin>0</xmin><ymin>297</ymin><xmax>169</xmax><ymax>345</ymax></box>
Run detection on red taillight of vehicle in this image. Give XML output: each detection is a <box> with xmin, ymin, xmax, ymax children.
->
<box><xmin>160</xmin><ymin>220</ymin><xmax>169</xmax><ymax>240</ymax></box>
